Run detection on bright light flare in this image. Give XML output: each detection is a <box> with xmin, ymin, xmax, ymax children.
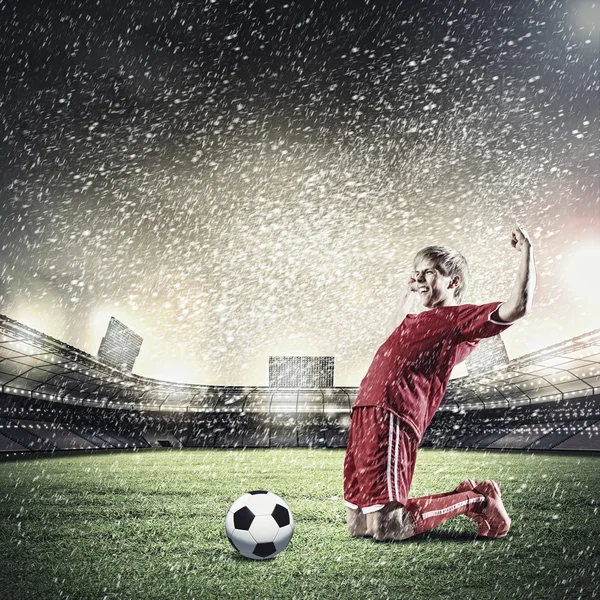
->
<box><xmin>562</xmin><ymin>243</ymin><xmax>600</xmax><ymax>296</ymax></box>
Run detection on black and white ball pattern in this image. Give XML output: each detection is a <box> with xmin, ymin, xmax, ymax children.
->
<box><xmin>225</xmin><ymin>491</ymin><xmax>294</xmax><ymax>560</ymax></box>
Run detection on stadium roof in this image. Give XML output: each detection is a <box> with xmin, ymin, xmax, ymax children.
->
<box><xmin>1</xmin><ymin>314</ymin><xmax>598</xmax><ymax>414</ymax></box>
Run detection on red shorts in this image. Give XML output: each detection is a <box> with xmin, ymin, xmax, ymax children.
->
<box><xmin>343</xmin><ymin>406</ymin><xmax>419</xmax><ymax>513</ymax></box>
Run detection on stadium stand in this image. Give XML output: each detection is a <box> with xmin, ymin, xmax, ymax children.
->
<box><xmin>0</xmin><ymin>314</ymin><xmax>599</xmax><ymax>459</ymax></box>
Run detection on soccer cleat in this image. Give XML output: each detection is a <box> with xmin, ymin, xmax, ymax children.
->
<box><xmin>456</xmin><ymin>479</ymin><xmax>510</xmax><ymax>538</ymax></box>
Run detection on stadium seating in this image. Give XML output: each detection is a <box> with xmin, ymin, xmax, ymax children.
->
<box><xmin>421</xmin><ymin>395</ymin><xmax>600</xmax><ymax>452</ymax></box>
<box><xmin>1</xmin><ymin>390</ymin><xmax>599</xmax><ymax>458</ymax></box>
<box><xmin>0</xmin><ymin>313</ymin><xmax>599</xmax><ymax>458</ymax></box>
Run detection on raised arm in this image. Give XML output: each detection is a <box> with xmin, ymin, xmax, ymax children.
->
<box><xmin>385</xmin><ymin>275</ymin><xmax>418</xmax><ymax>337</ymax></box>
<box><xmin>495</xmin><ymin>225</ymin><xmax>536</xmax><ymax>323</ymax></box>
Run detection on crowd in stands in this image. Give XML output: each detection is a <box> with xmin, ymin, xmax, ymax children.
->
<box><xmin>1</xmin><ymin>392</ymin><xmax>598</xmax><ymax>458</ymax></box>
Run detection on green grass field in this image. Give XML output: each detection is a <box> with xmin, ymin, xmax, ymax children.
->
<box><xmin>1</xmin><ymin>448</ymin><xmax>598</xmax><ymax>600</ymax></box>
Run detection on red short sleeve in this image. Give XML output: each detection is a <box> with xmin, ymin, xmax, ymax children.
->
<box><xmin>458</xmin><ymin>301</ymin><xmax>514</xmax><ymax>342</ymax></box>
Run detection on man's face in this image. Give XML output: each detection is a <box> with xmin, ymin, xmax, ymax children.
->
<box><xmin>413</xmin><ymin>259</ymin><xmax>458</xmax><ymax>309</ymax></box>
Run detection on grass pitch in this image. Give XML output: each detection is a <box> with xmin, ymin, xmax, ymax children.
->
<box><xmin>0</xmin><ymin>448</ymin><xmax>598</xmax><ymax>600</ymax></box>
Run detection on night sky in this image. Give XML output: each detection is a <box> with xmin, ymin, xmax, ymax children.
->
<box><xmin>0</xmin><ymin>0</ymin><xmax>598</xmax><ymax>386</ymax></box>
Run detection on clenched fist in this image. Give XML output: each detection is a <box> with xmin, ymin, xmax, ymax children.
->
<box><xmin>408</xmin><ymin>273</ymin><xmax>419</xmax><ymax>293</ymax></box>
<box><xmin>511</xmin><ymin>225</ymin><xmax>532</xmax><ymax>252</ymax></box>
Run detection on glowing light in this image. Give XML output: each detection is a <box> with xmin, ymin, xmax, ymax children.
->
<box><xmin>570</xmin><ymin>2</ymin><xmax>600</xmax><ymax>46</ymax></box>
<box><xmin>11</xmin><ymin>309</ymin><xmax>53</xmax><ymax>337</ymax></box>
<box><xmin>563</xmin><ymin>243</ymin><xmax>600</xmax><ymax>296</ymax></box>
<box><xmin>152</xmin><ymin>362</ymin><xmax>199</xmax><ymax>385</ymax></box>
<box><xmin>91</xmin><ymin>309</ymin><xmax>115</xmax><ymax>336</ymax></box>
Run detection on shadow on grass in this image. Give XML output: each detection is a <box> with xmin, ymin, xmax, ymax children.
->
<box><xmin>361</xmin><ymin>529</ymin><xmax>492</xmax><ymax>544</ymax></box>
<box><xmin>406</xmin><ymin>530</ymin><xmax>481</xmax><ymax>543</ymax></box>
<box><xmin>226</xmin><ymin>550</ymin><xmax>279</xmax><ymax>563</ymax></box>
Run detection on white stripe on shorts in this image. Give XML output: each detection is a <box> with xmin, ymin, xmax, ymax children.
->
<box><xmin>387</xmin><ymin>412</ymin><xmax>403</xmax><ymax>503</ymax></box>
<box><xmin>361</xmin><ymin>504</ymin><xmax>386</xmax><ymax>514</ymax></box>
<box><xmin>387</xmin><ymin>412</ymin><xmax>394</xmax><ymax>502</ymax></box>
<box><xmin>394</xmin><ymin>417</ymin><xmax>401</xmax><ymax>502</ymax></box>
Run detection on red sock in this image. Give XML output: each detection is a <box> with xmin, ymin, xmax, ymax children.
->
<box><xmin>418</xmin><ymin>490</ymin><xmax>455</xmax><ymax>500</ymax></box>
<box><xmin>404</xmin><ymin>491</ymin><xmax>486</xmax><ymax>536</ymax></box>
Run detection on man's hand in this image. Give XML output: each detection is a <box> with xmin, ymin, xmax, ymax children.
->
<box><xmin>408</xmin><ymin>273</ymin><xmax>419</xmax><ymax>293</ymax></box>
<box><xmin>511</xmin><ymin>224</ymin><xmax>532</xmax><ymax>252</ymax></box>
<box><xmin>386</xmin><ymin>275</ymin><xmax>418</xmax><ymax>337</ymax></box>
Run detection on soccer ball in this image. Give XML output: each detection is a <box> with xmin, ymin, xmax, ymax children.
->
<box><xmin>225</xmin><ymin>491</ymin><xmax>294</xmax><ymax>560</ymax></box>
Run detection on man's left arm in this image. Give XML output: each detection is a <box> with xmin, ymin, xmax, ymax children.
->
<box><xmin>494</xmin><ymin>225</ymin><xmax>536</xmax><ymax>323</ymax></box>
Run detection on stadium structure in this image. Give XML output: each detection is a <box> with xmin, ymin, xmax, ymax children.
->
<box><xmin>0</xmin><ymin>313</ymin><xmax>599</xmax><ymax>460</ymax></box>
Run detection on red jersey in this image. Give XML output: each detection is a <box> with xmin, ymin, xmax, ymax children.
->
<box><xmin>352</xmin><ymin>301</ymin><xmax>514</xmax><ymax>439</ymax></box>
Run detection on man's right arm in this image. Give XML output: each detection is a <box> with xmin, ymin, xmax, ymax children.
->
<box><xmin>494</xmin><ymin>225</ymin><xmax>536</xmax><ymax>323</ymax></box>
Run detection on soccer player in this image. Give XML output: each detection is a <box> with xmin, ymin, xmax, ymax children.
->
<box><xmin>344</xmin><ymin>225</ymin><xmax>536</xmax><ymax>541</ymax></box>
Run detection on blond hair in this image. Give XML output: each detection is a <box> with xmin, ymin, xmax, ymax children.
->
<box><xmin>413</xmin><ymin>245</ymin><xmax>469</xmax><ymax>304</ymax></box>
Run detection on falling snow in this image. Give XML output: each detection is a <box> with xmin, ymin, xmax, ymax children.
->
<box><xmin>0</xmin><ymin>0</ymin><xmax>598</xmax><ymax>386</ymax></box>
